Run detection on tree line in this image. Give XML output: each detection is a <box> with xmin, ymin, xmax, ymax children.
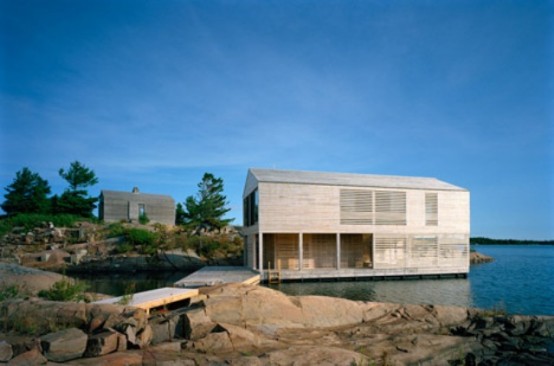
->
<box><xmin>470</xmin><ymin>237</ymin><xmax>554</xmax><ymax>245</ymax></box>
<box><xmin>1</xmin><ymin>164</ymin><xmax>233</xmax><ymax>234</ymax></box>
<box><xmin>1</xmin><ymin>161</ymin><xmax>98</xmax><ymax>218</ymax></box>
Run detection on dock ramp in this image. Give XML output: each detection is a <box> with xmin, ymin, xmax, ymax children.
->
<box><xmin>174</xmin><ymin>266</ymin><xmax>260</xmax><ymax>288</ymax></box>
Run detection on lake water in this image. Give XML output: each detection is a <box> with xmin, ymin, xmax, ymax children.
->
<box><xmin>76</xmin><ymin>245</ymin><xmax>554</xmax><ymax>316</ymax></box>
<box><xmin>270</xmin><ymin>245</ymin><xmax>554</xmax><ymax>316</ymax></box>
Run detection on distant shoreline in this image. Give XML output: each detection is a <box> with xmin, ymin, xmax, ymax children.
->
<box><xmin>470</xmin><ymin>237</ymin><xmax>554</xmax><ymax>245</ymax></box>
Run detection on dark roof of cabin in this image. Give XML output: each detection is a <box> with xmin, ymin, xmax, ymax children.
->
<box><xmin>249</xmin><ymin>168</ymin><xmax>467</xmax><ymax>192</ymax></box>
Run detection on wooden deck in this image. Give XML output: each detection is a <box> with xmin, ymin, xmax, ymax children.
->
<box><xmin>263</xmin><ymin>266</ymin><xmax>468</xmax><ymax>281</ymax></box>
<box><xmin>174</xmin><ymin>266</ymin><xmax>260</xmax><ymax>288</ymax></box>
<box><xmin>93</xmin><ymin>287</ymin><xmax>199</xmax><ymax>314</ymax></box>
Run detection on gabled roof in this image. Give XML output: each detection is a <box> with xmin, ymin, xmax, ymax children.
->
<box><xmin>100</xmin><ymin>190</ymin><xmax>175</xmax><ymax>204</ymax></box>
<box><xmin>248</xmin><ymin>168</ymin><xmax>467</xmax><ymax>192</ymax></box>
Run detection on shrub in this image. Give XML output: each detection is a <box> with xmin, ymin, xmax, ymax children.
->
<box><xmin>139</xmin><ymin>212</ymin><xmax>150</xmax><ymax>225</ymax></box>
<box><xmin>0</xmin><ymin>213</ymin><xmax>81</xmax><ymax>235</ymax></box>
<box><xmin>183</xmin><ymin>235</ymin><xmax>220</xmax><ymax>257</ymax></box>
<box><xmin>107</xmin><ymin>222</ymin><xmax>126</xmax><ymax>237</ymax></box>
<box><xmin>126</xmin><ymin>228</ymin><xmax>157</xmax><ymax>246</ymax></box>
<box><xmin>38</xmin><ymin>278</ymin><xmax>87</xmax><ymax>302</ymax></box>
<box><xmin>0</xmin><ymin>284</ymin><xmax>20</xmax><ymax>301</ymax></box>
<box><xmin>126</xmin><ymin>228</ymin><xmax>159</xmax><ymax>255</ymax></box>
<box><xmin>0</xmin><ymin>220</ymin><xmax>10</xmax><ymax>237</ymax></box>
<box><xmin>114</xmin><ymin>242</ymin><xmax>134</xmax><ymax>254</ymax></box>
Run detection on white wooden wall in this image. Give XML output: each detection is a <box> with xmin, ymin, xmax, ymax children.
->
<box><xmin>243</xmin><ymin>179</ymin><xmax>470</xmax><ymax>275</ymax></box>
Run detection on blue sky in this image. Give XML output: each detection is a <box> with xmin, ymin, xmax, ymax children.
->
<box><xmin>1</xmin><ymin>0</ymin><xmax>552</xmax><ymax>239</ymax></box>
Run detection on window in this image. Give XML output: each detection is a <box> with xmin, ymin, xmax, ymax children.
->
<box><xmin>243</xmin><ymin>189</ymin><xmax>259</xmax><ymax>226</ymax></box>
<box><xmin>340</xmin><ymin>189</ymin><xmax>373</xmax><ymax>224</ymax></box>
<box><xmin>340</xmin><ymin>189</ymin><xmax>406</xmax><ymax>225</ymax></box>
<box><xmin>425</xmin><ymin>193</ymin><xmax>438</xmax><ymax>226</ymax></box>
<box><xmin>375</xmin><ymin>190</ymin><xmax>406</xmax><ymax>225</ymax></box>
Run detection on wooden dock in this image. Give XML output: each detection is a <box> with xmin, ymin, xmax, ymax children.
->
<box><xmin>174</xmin><ymin>266</ymin><xmax>260</xmax><ymax>288</ymax></box>
<box><xmin>93</xmin><ymin>287</ymin><xmax>199</xmax><ymax>314</ymax></box>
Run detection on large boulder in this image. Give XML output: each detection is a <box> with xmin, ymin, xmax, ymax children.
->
<box><xmin>40</xmin><ymin>327</ymin><xmax>88</xmax><ymax>362</ymax></box>
<box><xmin>0</xmin><ymin>340</ymin><xmax>13</xmax><ymax>362</ymax></box>
<box><xmin>293</xmin><ymin>295</ymin><xmax>365</xmax><ymax>328</ymax></box>
<box><xmin>432</xmin><ymin>304</ymin><xmax>469</xmax><ymax>327</ymax></box>
<box><xmin>0</xmin><ymin>298</ymin><xmax>147</xmax><ymax>338</ymax></box>
<box><xmin>149</xmin><ymin>313</ymin><xmax>184</xmax><ymax>345</ymax></box>
<box><xmin>182</xmin><ymin>307</ymin><xmax>216</xmax><ymax>341</ymax></box>
<box><xmin>84</xmin><ymin>329</ymin><xmax>121</xmax><ymax>357</ymax></box>
<box><xmin>190</xmin><ymin>331</ymin><xmax>234</xmax><ymax>353</ymax></box>
<box><xmin>212</xmin><ymin>323</ymin><xmax>261</xmax><ymax>350</ymax></box>
<box><xmin>203</xmin><ymin>285</ymin><xmax>306</xmax><ymax>329</ymax></box>
<box><xmin>6</xmin><ymin>347</ymin><xmax>47</xmax><ymax>365</ymax></box>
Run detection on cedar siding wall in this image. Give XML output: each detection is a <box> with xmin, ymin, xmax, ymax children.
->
<box><xmin>100</xmin><ymin>191</ymin><xmax>176</xmax><ymax>226</ymax></box>
<box><xmin>242</xmin><ymin>169</ymin><xmax>470</xmax><ymax>280</ymax></box>
<box><xmin>256</xmin><ymin>182</ymin><xmax>469</xmax><ymax>234</ymax></box>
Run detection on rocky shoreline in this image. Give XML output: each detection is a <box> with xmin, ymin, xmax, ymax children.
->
<box><xmin>1</xmin><ymin>275</ymin><xmax>553</xmax><ymax>365</ymax></box>
<box><xmin>470</xmin><ymin>251</ymin><xmax>494</xmax><ymax>265</ymax></box>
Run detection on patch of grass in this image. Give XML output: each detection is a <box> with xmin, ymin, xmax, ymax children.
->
<box><xmin>117</xmin><ymin>282</ymin><xmax>136</xmax><ymax>305</ymax></box>
<box><xmin>38</xmin><ymin>278</ymin><xmax>87</xmax><ymax>302</ymax></box>
<box><xmin>9</xmin><ymin>316</ymin><xmax>40</xmax><ymax>335</ymax></box>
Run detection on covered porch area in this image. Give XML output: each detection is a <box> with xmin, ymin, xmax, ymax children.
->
<box><xmin>258</xmin><ymin>233</ymin><xmax>374</xmax><ymax>275</ymax></box>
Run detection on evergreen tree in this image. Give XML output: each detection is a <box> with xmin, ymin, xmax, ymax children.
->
<box><xmin>175</xmin><ymin>202</ymin><xmax>186</xmax><ymax>225</ymax></box>
<box><xmin>1</xmin><ymin>167</ymin><xmax>51</xmax><ymax>215</ymax></box>
<box><xmin>182</xmin><ymin>173</ymin><xmax>233</xmax><ymax>233</ymax></box>
<box><xmin>54</xmin><ymin>161</ymin><xmax>99</xmax><ymax>218</ymax></box>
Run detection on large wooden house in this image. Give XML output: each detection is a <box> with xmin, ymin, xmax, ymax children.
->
<box><xmin>242</xmin><ymin>168</ymin><xmax>470</xmax><ymax>281</ymax></box>
<box><xmin>99</xmin><ymin>187</ymin><xmax>176</xmax><ymax>226</ymax></box>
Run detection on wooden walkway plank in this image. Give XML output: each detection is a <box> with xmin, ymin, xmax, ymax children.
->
<box><xmin>93</xmin><ymin>287</ymin><xmax>199</xmax><ymax>314</ymax></box>
<box><xmin>174</xmin><ymin>266</ymin><xmax>260</xmax><ymax>288</ymax></box>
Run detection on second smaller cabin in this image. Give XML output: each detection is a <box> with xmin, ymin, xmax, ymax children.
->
<box><xmin>99</xmin><ymin>187</ymin><xmax>176</xmax><ymax>226</ymax></box>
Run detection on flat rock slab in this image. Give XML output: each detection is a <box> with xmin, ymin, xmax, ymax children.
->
<box><xmin>0</xmin><ymin>263</ymin><xmax>65</xmax><ymax>293</ymax></box>
<box><xmin>69</xmin><ymin>350</ymin><xmax>143</xmax><ymax>366</ymax></box>
<box><xmin>174</xmin><ymin>266</ymin><xmax>260</xmax><ymax>288</ymax></box>
<box><xmin>93</xmin><ymin>287</ymin><xmax>198</xmax><ymax>314</ymax></box>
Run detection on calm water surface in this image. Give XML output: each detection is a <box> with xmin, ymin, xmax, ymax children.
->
<box><xmin>76</xmin><ymin>245</ymin><xmax>554</xmax><ymax>316</ymax></box>
<box><xmin>270</xmin><ymin>245</ymin><xmax>554</xmax><ymax>316</ymax></box>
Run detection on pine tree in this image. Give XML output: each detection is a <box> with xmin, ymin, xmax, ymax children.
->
<box><xmin>175</xmin><ymin>202</ymin><xmax>186</xmax><ymax>225</ymax></box>
<box><xmin>182</xmin><ymin>173</ymin><xmax>234</xmax><ymax>233</ymax></box>
<box><xmin>1</xmin><ymin>167</ymin><xmax>51</xmax><ymax>215</ymax></box>
<box><xmin>53</xmin><ymin>161</ymin><xmax>99</xmax><ymax>218</ymax></box>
